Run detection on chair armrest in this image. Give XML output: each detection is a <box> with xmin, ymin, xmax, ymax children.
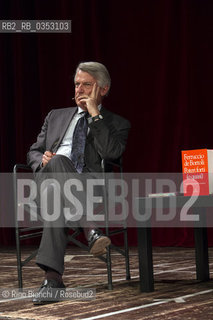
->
<box><xmin>101</xmin><ymin>158</ymin><xmax>123</xmax><ymax>172</ymax></box>
<box><xmin>13</xmin><ymin>164</ymin><xmax>32</xmax><ymax>173</ymax></box>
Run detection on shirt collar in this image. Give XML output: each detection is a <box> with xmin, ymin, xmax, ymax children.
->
<box><xmin>78</xmin><ymin>104</ymin><xmax>102</xmax><ymax>114</ymax></box>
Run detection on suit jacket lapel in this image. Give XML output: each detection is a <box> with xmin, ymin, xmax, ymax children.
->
<box><xmin>54</xmin><ymin>107</ymin><xmax>77</xmax><ymax>152</ymax></box>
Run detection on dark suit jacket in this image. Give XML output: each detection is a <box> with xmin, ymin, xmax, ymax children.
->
<box><xmin>27</xmin><ymin>106</ymin><xmax>131</xmax><ymax>172</ymax></box>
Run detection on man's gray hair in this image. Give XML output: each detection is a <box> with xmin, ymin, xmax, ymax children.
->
<box><xmin>75</xmin><ymin>61</ymin><xmax>111</xmax><ymax>89</ymax></box>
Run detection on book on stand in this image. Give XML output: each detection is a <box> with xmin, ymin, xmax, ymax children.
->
<box><xmin>148</xmin><ymin>192</ymin><xmax>183</xmax><ymax>198</ymax></box>
<box><xmin>181</xmin><ymin>149</ymin><xmax>213</xmax><ymax>196</ymax></box>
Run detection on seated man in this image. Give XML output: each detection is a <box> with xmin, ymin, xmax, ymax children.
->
<box><xmin>27</xmin><ymin>61</ymin><xmax>131</xmax><ymax>304</ymax></box>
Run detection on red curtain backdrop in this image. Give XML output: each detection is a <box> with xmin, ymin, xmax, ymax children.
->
<box><xmin>0</xmin><ymin>0</ymin><xmax>213</xmax><ymax>246</ymax></box>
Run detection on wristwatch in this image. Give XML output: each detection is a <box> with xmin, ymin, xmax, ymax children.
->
<box><xmin>92</xmin><ymin>114</ymin><xmax>103</xmax><ymax>122</ymax></box>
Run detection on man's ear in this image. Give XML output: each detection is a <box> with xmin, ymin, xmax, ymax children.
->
<box><xmin>100</xmin><ymin>86</ymin><xmax>109</xmax><ymax>97</ymax></box>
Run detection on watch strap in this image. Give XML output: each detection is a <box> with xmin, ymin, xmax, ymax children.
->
<box><xmin>92</xmin><ymin>114</ymin><xmax>103</xmax><ymax>121</ymax></box>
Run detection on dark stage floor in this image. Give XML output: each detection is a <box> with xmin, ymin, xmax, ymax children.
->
<box><xmin>0</xmin><ymin>246</ymin><xmax>213</xmax><ymax>320</ymax></box>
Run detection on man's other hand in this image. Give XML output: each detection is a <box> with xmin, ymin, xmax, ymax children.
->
<box><xmin>42</xmin><ymin>151</ymin><xmax>55</xmax><ymax>167</ymax></box>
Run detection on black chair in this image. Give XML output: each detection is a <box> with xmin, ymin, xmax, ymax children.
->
<box><xmin>13</xmin><ymin>159</ymin><xmax>130</xmax><ymax>290</ymax></box>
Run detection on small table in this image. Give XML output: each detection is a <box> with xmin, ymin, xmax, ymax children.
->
<box><xmin>137</xmin><ymin>195</ymin><xmax>211</xmax><ymax>292</ymax></box>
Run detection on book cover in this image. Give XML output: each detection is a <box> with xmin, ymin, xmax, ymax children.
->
<box><xmin>181</xmin><ymin>149</ymin><xmax>213</xmax><ymax>196</ymax></box>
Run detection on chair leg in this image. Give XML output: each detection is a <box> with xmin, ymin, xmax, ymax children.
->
<box><xmin>15</xmin><ymin>227</ymin><xmax>23</xmax><ymax>290</ymax></box>
<box><xmin>106</xmin><ymin>246</ymin><xmax>113</xmax><ymax>290</ymax></box>
<box><xmin>124</xmin><ymin>229</ymin><xmax>131</xmax><ymax>280</ymax></box>
<box><xmin>14</xmin><ymin>165</ymin><xmax>23</xmax><ymax>290</ymax></box>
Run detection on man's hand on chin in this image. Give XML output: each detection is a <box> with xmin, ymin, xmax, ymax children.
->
<box><xmin>76</xmin><ymin>83</ymin><xmax>101</xmax><ymax>117</ymax></box>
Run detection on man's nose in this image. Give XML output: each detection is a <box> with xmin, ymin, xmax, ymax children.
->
<box><xmin>76</xmin><ymin>84</ymin><xmax>84</xmax><ymax>93</ymax></box>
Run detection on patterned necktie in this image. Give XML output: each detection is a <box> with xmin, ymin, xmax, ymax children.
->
<box><xmin>70</xmin><ymin>112</ymin><xmax>88</xmax><ymax>173</ymax></box>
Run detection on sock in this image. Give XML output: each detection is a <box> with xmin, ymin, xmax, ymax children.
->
<box><xmin>45</xmin><ymin>268</ymin><xmax>63</xmax><ymax>283</ymax></box>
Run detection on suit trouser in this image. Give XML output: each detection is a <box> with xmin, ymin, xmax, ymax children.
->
<box><xmin>35</xmin><ymin>155</ymin><xmax>96</xmax><ymax>275</ymax></box>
